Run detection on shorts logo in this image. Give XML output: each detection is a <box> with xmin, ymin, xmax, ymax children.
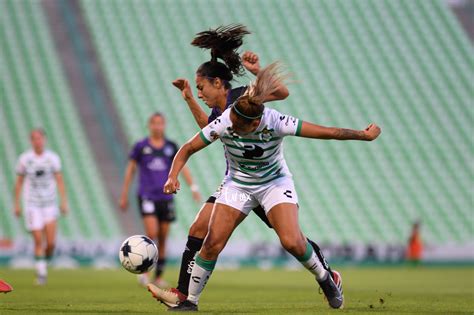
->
<box><xmin>283</xmin><ymin>190</ymin><xmax>292</xmax><ymax>198</ymax></box>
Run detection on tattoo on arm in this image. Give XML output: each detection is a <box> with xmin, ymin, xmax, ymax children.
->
<box><xmin>334</xmin><ymin>128</ymin><xmax>367</xmax><ymax>140</ymax></box>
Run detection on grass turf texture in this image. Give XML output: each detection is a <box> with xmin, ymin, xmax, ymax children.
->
<box><xmin>0</xmin><ymin>267</ymin><xmax>472</xmax><ymax>314</ymax></box>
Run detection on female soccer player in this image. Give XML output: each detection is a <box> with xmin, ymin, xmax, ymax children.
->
<box><xmin>119</xmin><ymin>112</ymin><xmax>201</xmax><ymax>287</ymax></box>
<box><xmin>164</xmin><ymin>62</ymin><xmax>381</xmax><ymax>311</ymax></box>
<box><xmin>148</xmin><ymin>25</ymin><xmax>340</xmax><ymax>308</ymax></box>
<box><xmin>14</xmin><ymin>128</ymin><xmax>68</xmax><ymax>285</ymax></box>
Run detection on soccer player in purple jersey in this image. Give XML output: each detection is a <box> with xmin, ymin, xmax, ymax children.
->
<box><xmin>119</xmin><ymin>112</ymin><xmax>201</xmax><ymax>287</ymax></box>
<box><xmin>148</xmin><ymin>24</ymin><xmax>342</xmax><ymax>308</ymax></box>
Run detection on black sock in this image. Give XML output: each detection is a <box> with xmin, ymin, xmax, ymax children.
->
<box><xmin>307</xmin><ymin>238</ymin><xmax>333</xmax><ymax>277</ymax></box>
<box><xmin>155</xmin><ymin>258</ymin><xmax>166</xmax><ymax>279</ymax></box>
<box><xmin>176</xmin><ymin>236</ymin><xmax>204</xmax><ymax>295</ymax></box>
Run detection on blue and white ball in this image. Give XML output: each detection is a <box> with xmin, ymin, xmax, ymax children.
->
<box><xmin>119</xmin><ymin>235</ymin><xmax>158</xmax><ymax>274</ymax></box>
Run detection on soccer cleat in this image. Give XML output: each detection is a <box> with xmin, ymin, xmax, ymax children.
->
<box><xmin>167</xmin><ymin>300</ymin><xmax>198</xmax><ymax>312</ymax></box>
<box><xmin>147</xmin><ymin>284</ymin><xmax>187</xmax><ymax>308</ymax></box>
<box><xmin>332</xmin><ymin>270</ymin><xmax>344</xmax><ymax>297</ymax></box>
<box><xmin>35</xmin><ymin>275</ymin><xmax>47</xmax><ymax>286</ymax></box>
<box><xmin>317</xmin><ymin>272</ymin><xmax>344</xmax><ymax>309</ymax></box>
<box><xmin>153</xmin><ymin>277</ymin><xmax>169</xmax><ymax>289</ymax></box>
<box><xmin>0</xmin><ymin>280</ymin><xmax>13</xmax><ymax>293</ymax></box>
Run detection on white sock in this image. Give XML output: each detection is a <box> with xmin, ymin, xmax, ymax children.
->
<box><xmin>298</xmin><ymin>243</ymin><xmax>328</xmax><ymax>281</ymax></box>
<box><xmin>187</xmin><ymin>256</ymin><xmax>215</xmax><ymax>305</ymax></box>
<box><xmin>35</xmin><ymin>257</ymin><xmax>47</xmax><ymax>277</ymax></box>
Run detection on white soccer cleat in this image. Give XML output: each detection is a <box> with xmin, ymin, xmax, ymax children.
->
<box><xmin>147</xmin><ymin>284</ymin><xmax>187</xmax><ymax>308</ymax></box>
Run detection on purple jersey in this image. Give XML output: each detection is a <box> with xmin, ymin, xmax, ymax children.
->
<box><xmin>129</xmin><ymin>138</ymin><xmax>178</xmax><ymax>201</ymax></box>
<box><xmin>207</xmin><ymin>86</ymin><xmax>247</xmax><ymax>124</ymax></box>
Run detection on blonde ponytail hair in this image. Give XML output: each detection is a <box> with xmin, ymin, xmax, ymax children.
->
<box><xmin>247</xmin><ymin>61</ymin><xmax>289</xmax><ymax>105</ymax></box>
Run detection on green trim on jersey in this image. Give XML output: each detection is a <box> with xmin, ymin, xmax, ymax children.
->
<box><xmin>199</xmin><ymin>131</ymin><xmax>212</xmax><ymax>145</ymax></box>
<box><xmin>231</xmin><ymin>173</ymin><xmax>285</xmax><ymax>186</ymax></box>
<box><xmin>221</xmin><ymin>136</ymin><xmax>282</xmax><ymax>143</ymax></box>
<box><xmin>295</xmin><ymin>120</ymin><xmax>303</xmax><ymax>136</ymax></box>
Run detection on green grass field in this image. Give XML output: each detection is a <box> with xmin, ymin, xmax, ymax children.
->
<box><xmin>1</xmin><ymin>266</ymin><xmax>473</xmax><ymax>314</ymax></box>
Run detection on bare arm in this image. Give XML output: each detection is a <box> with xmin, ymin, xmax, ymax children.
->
<box><xmin>55</xmin><ymin>172</ymin><xmax>68</xmax><ymax>215</ymax></box>
<box><xmin>242</xmin><ymin>51</ymin><xmax>289</xmax><ymax>102</ymax></box>
<box><xmin>14</xmin><ymin>175</ymin><xmax>24</xmax><ymax>217</ymax></box>
<box><xmin>298</xmin><ymin>121</ymin><xmax>381</xmax><ymax>141</ymax></box>
<box><xmin>181</xmin><ymin>165</ymin><xmax>201</xmax><ymax>203</ymax></box>
<box><xmin>119</xmin><ymin>160</ymin><xmax>137</xmax><ymax>211</ymax></box>
<box><xmin>164</xmin><ymin>134</ymin><xmax>208</xmax><ymax>194</ymax></box>
<box><xmin>172</xmin><ymin>79</ymin><xmax>209</xmax><ymax>128</ymax></box>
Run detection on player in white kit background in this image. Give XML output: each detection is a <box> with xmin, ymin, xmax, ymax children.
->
<box><xmin>13</xmin><ymin>128</ymin><xmax>68</xmax><ymax>285</ymax></box>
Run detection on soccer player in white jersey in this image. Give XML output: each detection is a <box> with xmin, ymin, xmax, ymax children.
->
<box><xmin>163</xmin><ymin>63</ymin><xmax>381</xmax><ymax>311</ymax></box>
<box><xmin>14</xmin><ymin>128</ymin><xmax>68</xmax><ymax>285</ymax></box>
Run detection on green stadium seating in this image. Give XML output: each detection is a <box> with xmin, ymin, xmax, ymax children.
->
<box><xmin>81</xmin><ymin>0</ymin><xmax>472</xmax><ymax>245</ymax></box>
<box><xmin>0</xmin><ymin>0</ymin><xmax>122</xmax><ymax>240</ymax></box>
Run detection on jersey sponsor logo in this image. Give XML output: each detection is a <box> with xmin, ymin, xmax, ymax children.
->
<box><xmin>239</xmin><ymin>161</ymin><xmax>269</xmax><ymax>171</ymax></box>
<box><xmin>35</xmin><ymin>169</ymin><xmax>45</xmax><ymax>177</ymax></box>
<box><xmin>147</xmin><ymin>157</ymin><xmax>167</xmax><ymax>171</ymax></box>
<box><xmin>242</xmin><ymin>144</ymin><xmax>264</xmax><ymax>159</ymax></box>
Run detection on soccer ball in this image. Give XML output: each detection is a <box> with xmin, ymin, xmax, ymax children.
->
<box><xmin>119</xmin><ymin>235</ymin><xmax>158</xmax><ymax>274</ymax></box>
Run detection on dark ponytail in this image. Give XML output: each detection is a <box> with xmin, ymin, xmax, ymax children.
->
<box><xmin>192</xmin><ymin>24</ymin><xmax>250</xmax><ymax>88</ymax></box>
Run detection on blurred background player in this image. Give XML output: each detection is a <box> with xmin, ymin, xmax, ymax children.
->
<box><xmin>149</xmin><ymin>24</ymin><xmax>340</xmax><ymax>308</ymax></box>
<box><xmin>119</xmin><ymin>112</ymin><xmax>201</xmax><ymax>287</ymax></box>
<box><xmin>13</xmin><ymin>128</ymin><xmax>68</xmax><ymax>285</ymax></box>
<box><xmin>407</xmin><ymin>221</ymin><xmax>423</xmax><ymax>265</ymax></box>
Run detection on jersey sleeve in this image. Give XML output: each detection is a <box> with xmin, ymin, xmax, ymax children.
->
<box><xmin>199</xmin><ymin>116</ymin><xmax>227</xmax><ymax>145</ymax></box>
<box><xmin>15</xmin><ymin>155</ymin><xmax>26</xmax><ymax>175</ymax></box>
<box><xmin>129</xmin><ymin>142</ymin><xmax>142</xmax><ymax>162</ymax></box>
<box><xmin>273</xmin><ymin>112</ymin><xmax>303</xmax><ymax>137</ymax></box>
<box><xmin>52</xmin><ymin>153</ymin><xmax>62</xmax><ymax>173</ymax></box>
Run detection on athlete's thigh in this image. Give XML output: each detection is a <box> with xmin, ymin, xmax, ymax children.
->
<box><xmin>142</xmin><ymin>215</ymin><xmax>158</xmax><ymax>239</ymax></box>
<box><xmin>189</xmin><ymin>202</ymin><xmax>214</xmax><ymax>235</ymax></box>
<box><xmin>266</xmin><ymin>203</ymin><xmax>301</xmax><ymax>239</ymax></box>
<box><xmin>208</xmin><ymin>204</ymin><xmax>246</xmax><ymax>242</ymax></box>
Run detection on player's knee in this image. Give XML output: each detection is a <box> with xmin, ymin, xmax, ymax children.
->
<box><xmin>188</xmin><ymin>220</ymin><xmax>208</xmax><ymax>239</ymax></box>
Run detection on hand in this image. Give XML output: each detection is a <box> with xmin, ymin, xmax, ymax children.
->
<box><xmin>14</xmin><ymin>204</ymin><xmax>22</xmax><ymax>218</ymax></box>
<box><xmin>364</xmin><ymin>123</ymin><xmax>381</xmax><ymax>141</ymax></box>
<box><xmin>242</xmin><ymin>51</ymin><xmax>260</xmax><ymax>75</ymax></box>
<box><xmin>192</xmin><ymin>190</ymin><xmax>201</xmax><ymax>204</ymax></box>
<box><xmin>163</xmin><ymin>177</ymin><xmax>180</xmax><ymax>194</ymax></box>
<box><xmin>172</xmin><ymin>78</ymin><xmax>193</xmax><ymax>101</ymax></box>
<box><xmin>119</xmin><ymin>194</ymin><xmax>128</xmax><ymax>212</ymax></box>
<box><xmin>60</xmin><ymin>201</ymin><xmax>68</xmax><ymax>215</ymax></box>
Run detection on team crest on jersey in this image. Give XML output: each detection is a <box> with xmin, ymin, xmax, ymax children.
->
<box><xmin>164</xmin><ymin>145</ymin><xmax>174</xmax><ymax>157</ymax></box>
<box><xmin>143</xmin><ymin>146</ymin><xmax>152</xmax><ymax>154</ymax></box>
<box><xmin>256</xmin><ymin>126</ymin><xmax>275</xmax><ymax>142</ymax></box>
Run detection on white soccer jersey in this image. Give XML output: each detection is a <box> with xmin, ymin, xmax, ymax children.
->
<box><xmin>200</xmin><ymin>107</ymin><xmax>302</xmax><ymax>186</ymax></box>
<box><xmin>16</xmin><ymin>150</ymin><xmax>61</xmax><ymax>207</ymax></box>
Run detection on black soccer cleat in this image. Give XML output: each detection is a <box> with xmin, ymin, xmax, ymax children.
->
<box><xmin>317</xmin><ymin>273</ymin><xmax>344</xmax><ymax>309</ymax></box>
<box><xmin>168</xmin><ymin>300</ymin><xmax>198</xmax><ymax>312</ymax></box>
